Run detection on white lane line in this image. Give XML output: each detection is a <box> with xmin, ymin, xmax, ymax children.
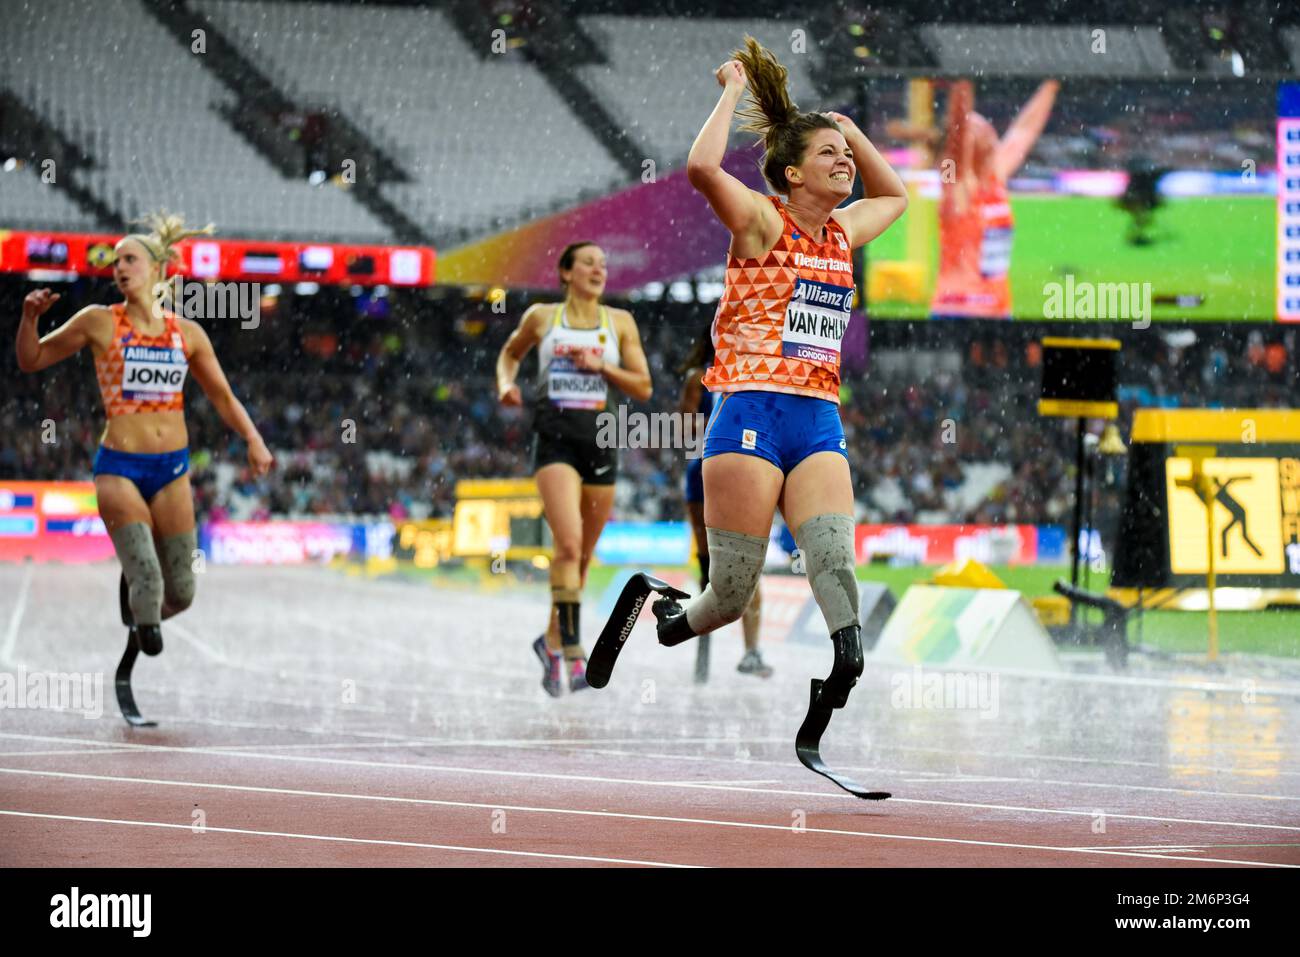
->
<box><xmin>6</xmin><ymin>728</ymin><xmax>1296</xmax><ymax>812</ymax></box>
<box><xmin>0</xmin><ymin>769</ymin><xmax>1293</xmax><ymax>868</ymax></box>
<box><xmin>896</xmin><ymin>774</ymin><xmax>1300</xmax><ymax>803</ymax></box>
<box><xmin>873</xmin><ymin>741</ymin><xmax>1300</xmax><ymax>778</ymax></box>
<box><xmin>902</xmin><ymin>776</ymin><xmax>1019</xmax><ymax>784</ymax></box>
<box><xmin>0</xmin><ymin>748</ymin><xmax>146</xmax><ymax>758</ymax></box>
<box><xmin>555</xmin><ymin>737</ymin><xmax>1300</xmax><ymax>783</ymax></box>
<box><xmin>1064</xmin><ymin>846</ymin><xmax>1207</xmax><ymax>853</ymax></box>
<box><xmin>19</xmin><ymin>700</ymin><xmax>1296</xmax><ymax>802</ymax></box>
<box><xmin>0</xmin><ymin>721</ymin><xmax>792</xmax><ymax>754</ymax></box>
<box><xmin>502</xmin><ymin>743</ymin><xmax>1300</xmax><ymax>804</ymax></box>
<box><xmin>3</xmin><ymin>732</ymin><xmax>1299</xmax><ymax>834</ymax></box>
<box><xmin>0</xmin><ymin>809</ymin><xmax>695</xmax><ymax>868</ymax></box>
<box><xmin>166</xmin><ymin>623</ymin><xmax>232</xmax><ymax>664</ymax></box>
<box><xmin>660</xmin><ymin>779</ymin><xmax>782</xmax><ymax>786</ymax></box>
<box><xmin>193</xmin><ymin>736</ymin><xmax>794</xmax><ymax>752</ymax></box>
<box><xmin>502</xmin><ymin>734</ymin><xmax>1300</xmax><ymax>783</ymax></box>
<box><xmin>876</xmin><ymin>660</ymin><xmax>1300</xmax><ymax>698</ymax></box>
<box><xmin>0</xmin><ymin>562</ymin><xmax>34</xmax><ymax>665</ymax></box>
<box><xmin>1065</xmin><ymin>842</ymin><xmax>1300</xmax><ymax>850</ymax></box>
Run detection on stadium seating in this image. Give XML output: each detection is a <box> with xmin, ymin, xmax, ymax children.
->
<box><xmin>578</xmin><ymin>16</ymin><xmax>821</xmax><ymax>168</ymax></box>
<box><xmin>0</xmin><ymin>0</ymin><xmax>390</xmax><ymax>241</ymax></box>
<box><xmin>0</xmin><ymin>164</ymin><xmax>95</xmax><ymax>232</ymax></box>
<box><xmin>199</xmin><ymin>0</ymin><xmax>627</xmax><ymax>241</ymax></box>
<box><xmin>920</xmin><ymin>24</ymin><xmax>1174</xmax><ymax>75</ymax></box>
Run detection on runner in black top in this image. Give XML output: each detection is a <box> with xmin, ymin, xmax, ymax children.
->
<box><xmin>496</xmin><ymin>241</ymin><xmax>652</xmax><ymax>696</ymax></box>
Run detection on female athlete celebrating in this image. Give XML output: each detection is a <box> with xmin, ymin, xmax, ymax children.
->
<box><xmin>889</xmin><ymin>79</ymin><xmax>1058</xmax><ymax>320</ymax></box>
<box><xmin>16</xmin><ymin>213</ymin><xmax>274</xmax><ymax>722</ymax></box>
<box><xmin>496</xmin><ymin>242</ymin><xmax>652</xmax><ymax>697</ymax></box>
<box><xmin>587</xmin><ymin>38</ymin><xmax>906</xmax><ymax>797</ymax></box>
<box><xmin>677</xmin><ymin>330</ymin><xmax>769</xmax><ymax>683</ymax></box>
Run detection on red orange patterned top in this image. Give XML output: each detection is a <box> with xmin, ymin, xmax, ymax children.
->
<box><xmin>702</xmin><ymin>195</ymin><xmax>854</xmax><ymax>404</ymax></box>
<box><xmin>930</xmin><ymin>176</ymin><xmax>1014</xmax><ymax>319</ymax></box>
<box><xmin>94</xmin><ymin>304</ymin><xmax>190</xmax><ymax>418</ymax></box>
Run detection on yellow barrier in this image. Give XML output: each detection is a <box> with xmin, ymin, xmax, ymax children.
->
<box><xmin>929</xmin><ymin>558</ymin><xmax>1006</xmax><ymax>590</ymax></box>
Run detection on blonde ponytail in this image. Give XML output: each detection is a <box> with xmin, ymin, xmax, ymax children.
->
<box><xmin>123</xmin><ymin>210</ymin><xmax>215</xmax><ymax>278</ymax></box>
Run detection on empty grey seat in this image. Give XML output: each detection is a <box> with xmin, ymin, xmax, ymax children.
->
<box><xmin>0</xmin><ymin>0</ymin><xmax>391</xmax><ymax>242</ymax></box>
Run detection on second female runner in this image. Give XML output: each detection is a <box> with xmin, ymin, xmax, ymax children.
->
<box><xmin>496</xmin><ymin>242</ymin><xmax>652</xmax><ymax>696</ymax></box>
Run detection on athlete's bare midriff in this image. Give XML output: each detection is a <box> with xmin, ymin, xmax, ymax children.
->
<box><xmin>99</xmin><ymin>411</ymin><xmax>188</xmax><ymax>454</ymax></box>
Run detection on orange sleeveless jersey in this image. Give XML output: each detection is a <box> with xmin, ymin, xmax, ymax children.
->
<box><xmin>930</xmin><ymin>175</ymin><xmax>1014</xmax><ymax>319</ymax></box>
<box><xmin>703</xmin><ymin>196</ymin><xmax>854</xmax><ymax>403</ymax></box>
<box><xmin>94</xmin><ymin>304</ymin><xmax>191</xmax><ymax>418</ymax></box>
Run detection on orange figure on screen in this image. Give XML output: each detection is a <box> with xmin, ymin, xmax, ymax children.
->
<box><xmin>927</xmin><ymin>79</ymin><xmax>1058</xmax><ymax>320</ymax></box>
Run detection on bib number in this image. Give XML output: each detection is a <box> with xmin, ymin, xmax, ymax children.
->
<box><xmin>979</xmin><ymin>226</ymin><xmax>1012</xmax><ymax>278</ymax></box>
<box><xmin>782</xmin><ymin>277</ymin><xmax>851</xmax><ymax>365</ymax></box>
<box><xmin>122</xmin><ymin>345</ymin><xmax>188</xmax><ymax>402</ymax></box>
<box><xmin>549</xmin><ymin>347</ymin><xmax>607</xmax><ymax>410</ymax></box>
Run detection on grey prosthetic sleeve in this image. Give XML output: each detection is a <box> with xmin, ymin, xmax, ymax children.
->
<box><xmin>684</xmin><ymin>528</ymin><xmax>767</xmax><ymax>634</ymax></box>
<box><xmin>159</xmin><ymin>529</ymin><xmax>198</xmax><ymax>618</ymax></box>
<box><xmin>110</xmin><ymin>523</ymin><xmax>163</xmax><ymax>626</ymax></box>
<box><xmin>794</xmin><ymin>514</ymin><xmax>859</xmax><ymax>634</ymax></box>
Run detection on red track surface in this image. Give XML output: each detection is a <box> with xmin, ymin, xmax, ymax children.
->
<box><xmin>2</xmin><ymin>565</ymin><xmax>1298</xmax><ymax>867</ymax></box>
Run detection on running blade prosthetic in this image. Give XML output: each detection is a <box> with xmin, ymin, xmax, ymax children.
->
<box><xmin>794</xmin><ymin>625</ymin><xmax>889</xmax><ymax>800</ymax></box>
<box><xmin>115</xmin><ymin>629</ymin><xmax>157</xmax><ymax>728</ymax></box>
<box><xmin>587</xmin><ymin>573</ymin><xmax>690</xmax><ymax>689</ymax></box>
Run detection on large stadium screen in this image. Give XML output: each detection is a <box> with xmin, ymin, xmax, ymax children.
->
<box><xmin>864</xmin><ymin>77</ymin><xmax>1278</xmax><ymax>321</ymax></box>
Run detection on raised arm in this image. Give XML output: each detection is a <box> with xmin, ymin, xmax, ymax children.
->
<box><xmin>686</xmin><ymin>61</ymin><xmax>779</xmax><ymax>249</ymax></box>
<box><xmin>826</xmin><ymin>112</ymin><xmax>908</xmax><ymax>249</ymax></box>
<box><xmin>16</xmin><ymin>290</ymin><xmax>103</xmax><ymax>372</ymax></box>
<box><xmin>995</xmin><ymin>79</ymin><xmax>1059</xmax><ymax>182</ymax></box>
<box><xmin>183</xmin><ymin>319</ymin><xmax>274</xmax><ymax>476</ymax></box>
<box><xmin>496</xmin><ymin>304</ymin><xmax>548</xmax><ymax>406</ymax></box>
<box><xmin>944</xmin><ymin>80</ymin><xmax>976</xmax><ymax>177</ymax></box>
<box><xmin>938</xmin><ymin>80</ymin><xmax>977</xmax><ymax>210</ymax></box>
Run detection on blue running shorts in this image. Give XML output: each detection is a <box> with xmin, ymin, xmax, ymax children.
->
<box><xmin>702</xmin><ymin>391</ymin><xmax>847</xmax><ymax>474</ymax></box>
<box><xmin>93</xmin><ymin>445</ymin><xmax>190</xmax><ymax>501</ymax></box>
